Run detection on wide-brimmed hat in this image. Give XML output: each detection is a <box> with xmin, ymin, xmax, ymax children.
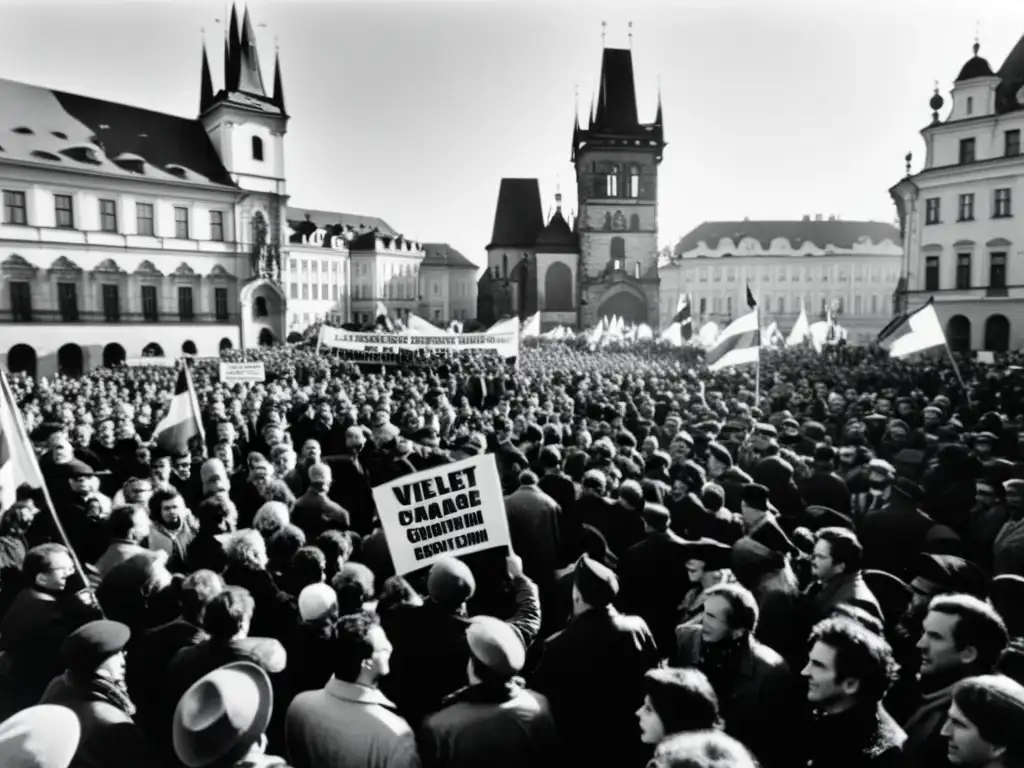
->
<box><xmin>0</xmin><ymin>705</ymin><xmax>81</xmax><ymax>768</ymax></box>
<box><xmin>173</xmin><ymin>661</ymin><xmax>272</xmax><ymax>768</ymax></box>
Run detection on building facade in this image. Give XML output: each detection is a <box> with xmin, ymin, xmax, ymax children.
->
<box><xmin>891</xmin><ymin>36</ymin><xmax>1024</xmax><ymax>352</ymax></box>
<box><xmin>0</xmin><ymin>4</ymin><xmax>476</xmax><ymax>378</ymax></box>
<box><xmin>478</xmin><ymin>42</ymin><xmax>664</xmax><ymax>330</ymax></box>
<box><xmin>660</xmin><ymin>217</ymin><xmax>903</xmax><ymax>344</ymax></box>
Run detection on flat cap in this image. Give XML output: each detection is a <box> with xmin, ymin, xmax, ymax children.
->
<box><xmin>466</xmin><ymin>616</ymin><xmax>526</xmax><ymax>677</ymax></box>
<box><xmin>741</xmin><ymin>483</ymin><xmax>770</xmax><ymax>512</ymax></box>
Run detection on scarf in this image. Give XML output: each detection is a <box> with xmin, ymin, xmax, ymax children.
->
<box><xmin>72</xmin><ymin>672</ymin><xmax>137</xmax><ymax>717</ymax></box>
<box><xmin>698</xmin><ymin>634</ymin><xmax>747</xmax><ymax>693</ymax></box>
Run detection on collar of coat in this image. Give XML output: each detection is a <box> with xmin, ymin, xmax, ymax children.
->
<box><xmin>325</xmin><ymin>677</ymin><xmax>397</xmax><ymax>710</ymax></box>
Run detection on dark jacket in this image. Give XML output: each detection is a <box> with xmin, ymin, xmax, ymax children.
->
<box><xmin>531</xmin><ymin>605</ymin><xmax>659</xmax><ymax>768</ymax></box>
<box><xmin>290</xmin><ymin>490</ymin><xmax>351</xmax><ymax>539</ymax></box>
<box><xmin>806</xmin><ymin>703</ymin><xmax>907</xmax><ymax>768</ymax></box>
<box><xmin>804</xmin><ymin>571</ymin><xmax>883</xmax><ymax>629</ymax></box>
<box><xmin>800</xmin><ymin>471</ymin><xmax>853</xmax><ymax>518</ymax></box>
<box><xmin>617</xmin><ymin>529</ymin><xmax>694</xmax><ymax>652</ymax></box>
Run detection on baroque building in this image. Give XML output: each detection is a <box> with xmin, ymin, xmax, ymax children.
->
<box><xmin>891</xmin><ymin>34</ymin><xmax>1024</xmax><ymax>352</ymax></box>
<box><xmin>0</xmin><ymin>4</ymin><xmax>476</xmax><ymax>378</ymax></box>
<box><xmin>478</xmin><ymin>41</ymin><xmax>665</xmax><ymax>329</ymax></box>
<box><xmin>661</xmin><ymin>217</ymin><xmax>903</xmax><ymax>344</ymax></box>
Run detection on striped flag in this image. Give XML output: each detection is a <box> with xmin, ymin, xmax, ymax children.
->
<box><xmin>877</xmin><ymin>298</ymin><xmax>946</xmax><ymax>358</ymax></box>
<box><xmin>151</xmin><ymin>365</ymin><xmax>205</xmax><ymax>453</ymax></box>
<box><xmin>672</xmin><ymin>295</ymin><xmax>693</xmax><ymax>341</ymax></box>
<box><xmin>0</xmin><ymin>368</ymin><xmax>47</xmax><ymax>513</ymax></box>
<box><xmin>706</xmin><ymin>309</ymin><xmax>760</xmax><ymax>372</ymax></box>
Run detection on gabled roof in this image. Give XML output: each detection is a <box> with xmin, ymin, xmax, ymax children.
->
<box><xmin>422</xmin><ymin>243</ymin><xmax>476</xmax><ymax>269</ymax></box>
<box><xmin>286</xmin><ymin>207</ymin><xmax>398</xmax><ymax>240</ymax></box>
<box><xmin>487</xmin><ymin>178</ymin><xmax>545</xmax><ymax>249</ymax></box>
<box><xmin>535</xmin><ymin>210</ymin><xmax>578</xmax><ymax>253</ymax></box>
<box><xmin>0</xmin><ymin>77</ymin><xmax>235</xmax><ymax>187</ymax></box>
<box><xmin>675</xmin><ymin>220</ymin><xmax>901</xmax><ymax>254</ymax></box>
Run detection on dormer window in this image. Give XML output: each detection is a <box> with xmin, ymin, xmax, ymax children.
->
<box><xmin>966</xmin><ymin>96</ymin><xmax>973</xmax><ymax>116</ymax></box>
<box><xmin>252</xmin><ymin>136</ymin><xmax>264</xmax><ymax>162</ymax></box>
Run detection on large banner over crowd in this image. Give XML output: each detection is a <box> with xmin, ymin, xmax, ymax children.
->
<box><xmin>371</xmin><ymin>453</ymin><xmax>511</xmax><ymax>574</ymax></box>
<box><xmin>317</xmin><ymin>318</ymin><xmax>519</xmax><ymax>360</ymax></box>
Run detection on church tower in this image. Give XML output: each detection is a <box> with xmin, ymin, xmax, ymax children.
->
<box><xmin>572</xmin><ymin>37</ymin><xmax>665</xmax><ymax>328</ymax></box>
<box><xmin>199</xmin><ymin>3</ymin><xmax>290</xmax><ymax>347</ymax></box>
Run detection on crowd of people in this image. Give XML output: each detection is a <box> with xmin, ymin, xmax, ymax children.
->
<box><xmin>1</xmin><ymin>335</ymin><xmax>1024</xmax><ymax>768</ymax></box>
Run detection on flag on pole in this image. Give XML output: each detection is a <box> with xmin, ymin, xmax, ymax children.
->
<box><xmin>0</xmin><ymin>368</ymin><xmax>47</xmax><ymax>513</ymax></box>
<box><xmin>152</xmin><ymin>365</ymin><xmax>205</xmax><ymax>453</ymax></box>
<box><xmin>706</xmin><ymin>309</ymin><xmax>760</xmax><ymax>371</ymax></box>
<box><xmin>672</xmin><ymin>295</ymin><xmax>693</xmax><ymax>341</ymax></box>
<box><xmin>746</xmin><ymin>285</ymin><xmax>757</xmax><ymax>309</ymax></box>
<box><xmin>521</xmin><ymin>312</ymin><xmax>541</xmax><ymax>338</ymax></box>
<box><xmin>877</xmin><ymin>298</ymin><xmax>946</xmax><ymax>358</ymax></box>
<box><xmin>787</xmin><ymin>307</ymin><xmax>810</xmax><ymax>347</ymax></box>
<box><xmin>407</xmin><ymin>313</ymin><xmax>447</xmax><ymax>335</ymax></box>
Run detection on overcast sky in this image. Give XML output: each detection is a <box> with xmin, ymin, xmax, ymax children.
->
<box><xmin>0</xmin><ymin>0</ymin><xmax>1022</xmax><ymax>267</ymax></box>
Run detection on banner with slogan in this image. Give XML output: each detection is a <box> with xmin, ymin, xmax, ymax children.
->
<box><xmin>125</xmin><ymin>357</ymin><xmax>176</xmax><ymax>368</ymax></box>
<box><xmin>318</xmin><ymin>321</ymin><xmax>519</xmax><ymax>359</ymax></box>
<box><xmin>371</xmin><ymin>453</ymin><xmax>511</xmax><ymax>575</ymax></box>
<box><xmin>219</xmin><ymin>362</ymin><xmax>267</xmax><ymax>383</ymax></box>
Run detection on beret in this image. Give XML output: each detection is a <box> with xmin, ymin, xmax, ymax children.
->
<box><xmin>427</xmin><ymin>558</ymin><xmax>476</xmax><ymax>609</ymax></box>
<box><xmin>741</xmin><ymin>483</ymin><xmax>770</xmax><ymax>511</ymax></box>
<box><xmin>64</xmin><ymin>459</ymin><xmax>94</xmax><ymax>478</ymax></box>
<box><xmin>954</xmin><ymin>675</ymin><xmax>1024</xmax><ymax>747</ymax></box>
<box><xmin>466</xmin><ymin>617</ymin><xmax>526</xmax><ymax>677</ymax></box>
<box><xmin>574</xmin><ymin>554</ymin><xmax>619</xmax><ymax>608</ymax></box>
<box><xmin>62</xmin><ymin>619</ymin><xmax>130</xmax><ymax>672</ymax></box>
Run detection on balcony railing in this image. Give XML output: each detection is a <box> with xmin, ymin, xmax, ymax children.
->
<box><xmin>0</xmin><ymin>309</ymin><xmax>238</xmax><ymax>324</ymax></box>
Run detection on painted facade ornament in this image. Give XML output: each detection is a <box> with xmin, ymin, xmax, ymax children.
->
<box><xmin>612</xmin><ymin>210</ymin><xmax>627</xmax><ymax>231</ymax></box>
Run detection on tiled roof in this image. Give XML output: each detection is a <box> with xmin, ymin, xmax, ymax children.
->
<box><xmin>422</xmin><ymin>242</ymin><xmax>476</xmax><ymax>269</ymax></box>
<box><xmin>0</xmin><ymin>77</ymin><xmax>235</xmax><ymax>187</ymax></box>
<box><xmin>997</xmin><ymin>33</ymin><xmax>1024</xmax><ymax>114</ymax></box>
<box><xmin>487</xmin><ymin>178</ymin><xmax>544</xmax><ymax>249</ymax></box>
<box><xmin>675</xmin><ymin>220</ymin><xmax>901</xmax><ymax>255</ymax></box>
<box><xmin>534</xmin><ymin>210</ymin><xmax>578</xmax><ymax>253</ymax></box>
<box><xmin>592</xmin><ymin>48</ymin><xmax>639</xmax><ymax>132</ymax></box>
<box><xmin>286</xmin><ymin>207</ymin><xmax>398</xmax><ymax>240</ymax></box>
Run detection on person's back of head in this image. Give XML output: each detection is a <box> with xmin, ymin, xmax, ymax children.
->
<box><xmin>179</xmin><ymin>569</ymin><xmax>226</xmax><ymax>626</ymax></box>
<box><xmin>331</xmin><ymin>563</ymin><xmax>376</xmax><ymax>616</ymax></box>
<box><xmin>202</xmin><ymin>586</ymin><xmax>255</xmax><ymax>641</ymax></box>
<box><xmin>650</xmin><ymin>730</ymin><xmax>758</xmax><ymax>768</ymax></box>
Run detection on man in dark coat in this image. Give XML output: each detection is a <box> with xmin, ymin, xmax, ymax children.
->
<box><xmin>804</xmin><ymin>527</ymin><xmax>882</xmax><ymax>631</ymax></box>
<box><xmin>291</xmin><ymin>462</ymin><xmax>350</xmax><ymax>539</ymax></box>
<box><xmin>532</xmin><ymin>555</ymin><xmax>659</xmax><ymax>768</ymax></box>
<box><xmin>800</xmin><ymin>444</ymin><xmax>853</xmax><ymax>518</ymax></box>
<box><xmin>617</xmin><ymin>502</ymin><xmax>693</xmax><ymax>652</ymax></box>
<box><xmin>503</xmin><ymin>470</ymin><xmax>561</xmax><ymax>635</ymax></box>
<box><xmin>802</xmin><ymin>616</ymin><xmax>906</xmax><ymax>767</ymax></box>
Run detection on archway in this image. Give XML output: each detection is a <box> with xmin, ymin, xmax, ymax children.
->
<box><xmin>598</xmin><ymin>288</ymin><xmax>648</xmax><ymax>326</ymax></box>
<box><xmin>142</xmin><ymin>342</ymin><xmax>164</xmax><ymax>357</ymax></box>
<box><xmin>219</xmin><ymin>338</ymin><xmax>233</xmax><ymax>352</ymax></box>
<box><xmin>57</xmin><ymin>343</ymin><xmax>84</xmax><ymax>378</ymax></box>
<box><xmin>984</xmin><ymin>314</ymin><xmax>1010</xmax><ymax>352</ymax></box>
<box><xmin>544</xmin><ymin>262</ymin><xmax>573</xmax><ymax>312</ymax></box>
<box><xmin>7</xmin><ymin>344</ymin><xmax>37</xmax><ymax>378</ymax></box>
<box><xmin>258</xmin><ymin>328</ymin><xmax>276</xmax><ymax>347</ymax></box>
<box><xmin>181</xmin><ymin>340</ymin><xmax>198</xmax><ymax>356</ymax></box>
<box><xmin>102</xmin><ymin>343</ymin><xmax>126</xmax><ymax>367</ymax></box>
<box><xmin>947</xmin><ymin>315</ymin><xmax>972</xmax><ymax>353</ymax></box>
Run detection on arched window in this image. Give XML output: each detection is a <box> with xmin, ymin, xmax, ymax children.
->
<box><xmin>255</xmin><ymin>296</ymin><xmax>269</xmax><ymax>317</ymax></box>
<box><xmin>544</xmin><ymin>263</ymin><xmax>573</xmax><ymax>311</ymax></box>
<box><xmin>629</xmin><ymin>165</ymin><xmax>640</xmax><ymax>198</ymax></box>
<box><xmin>629</xmin><ymin>213</ymin><xmax>641</xmax><ymax>231</ymax></box>
<box><xmin>252</xmin><ymin>136</ymin><xmax>264</xmax><ymax>162</ymax></box>
<box><xmin>947</xmin><ymin>315</ymin><xmax>972</xmax><ymax>353</ymax></box>
<box><xmin>610</xmin><ymin>237</ymin><xmax>625</xmax><ymax>270</ymax></box>
<box><xmin>606</xmin><ymin>166</ymin><xmax>619</xmax><ymax>197</ymax></box>
<box><xmin>985</xmin><ymin>314</ymin><xmax>1010</xmax><ymax>352</ymax></box>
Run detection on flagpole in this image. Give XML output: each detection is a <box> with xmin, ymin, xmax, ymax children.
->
<box><xmin>0</xmin><ymin>367</ymin><xmax>96</xmax><ymax>604</ymax></box>
<box><xmin>942</xmin><ymin>338</ymin><xmax>971</xmax><ymax>408</ymax></box>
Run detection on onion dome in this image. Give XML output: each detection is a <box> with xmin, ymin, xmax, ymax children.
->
<box><xmin>956</xmin><ymin>42</ymin><xmax>995</xmax><ymax>82</ymax></box>
<box><xmin>930</xmin><ymin>87</ymin><xmax>944</xmax><ymax>112</ymax></box>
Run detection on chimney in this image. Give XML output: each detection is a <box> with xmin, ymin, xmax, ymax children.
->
<box><xmin>815</xmin><ymin>214</ymin><xmax>823</xmax><ymax>222</ymax></box>
<box><xmin>828</xmin><ymin>215</ymin><xmax>835</xmax><ymax>222</ymax></box>
<box><xmin>802</xmin><ymin>215</ymin><xmax>810</xmax><ymax>222</ymax></box>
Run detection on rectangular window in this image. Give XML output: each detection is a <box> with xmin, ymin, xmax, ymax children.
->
<box><xmin>956</xmin><ymin>253</ymin><xmax>972</xmax><ymax>289</ymax></box>
<box><xmin>958</xmin><ymin>193</ymin><xmax>975</xmax><ymax>221</ymax></box>
<box><xmin>136</xmin><ymin>203</ymin><xmax>154</xmax><ymax>236</ymax></box>
<box><xmin>3</xmin><ymin>190</ymin><xmax>27</xmax><ymax>224</ymax></box>
<box><xmin>214</xmin><ymin>288</ymin><xmax>228</xmax><ymax>321</ymax></box>
<box><xmin>54</xmin><ymin>194</ymin><xmax>74</xmax><ymax>229</ymax></box>
<box><xmin>57</xmin><ymin>282</ymin><xmax>78</xmax><ymax>321</ymax></box>
<box><xmin>925</xmin><ymin>255</ymin><xmax>940</xmax><ymax>291</ymax></box>
<box><xmin>959</xmin><ymin>138</ymin><xmax>976</xmax><ymax>164</ymax></box>
<box><xmin>871</xmin><ymin>295</ymin><xmax>879</xmax><ymax>314</ymax></box>
<box><xmin>174</xmin><ymin>207</ymin><xmax>189</xmax><ymax>239</ymax></box>
<box><xmin>995</xmin><ymin>188</ymin><xmax>1013</xmax><ymax>218</ymax></box>
<box><xmin>332</xmin><ymin>284</ymin><xmax>338</xmax><ymax>300</ymax></box>
<box><xmin>210</xmin><ymin>211</ymin><xmax>224</xmax><ymax>242</ymax></box>
<box><xmin>854</xmin><ymin>294</ymin><xmax>863</xmax><ymax>314</ymax></box>
<box><xmin>699</xmin><ymin>297</ymin><xmax>707</xmax><ymax>315</ymax></box>
<box><xmin>9</xmin><ymin>281</ymin><xmax>31</xmax><ymax>322</ymax></box>
<box><xmin>178</xmin><ymin>286</ymin><xmax>194</xmax><ymax>321</ymax></box>
<box><xmin>1007</xmin><ymin>130</ymin><xmax>1021</xmax><ymax>157</ymax></box>
<box><xmin>777</xmin><ymin>296</ymin><xmax>785</xmax><ymax>314</ymax></box>
<box><xmin>99</xmin><ymin>199</ymin><xmax>117</xmax><ymax>232</ymax></box>
<box><xmin>990</xmin><ymin>252</ymin><xmax>1007</xmax><ymax>288</ymax></box>
<box><xmin>289</xmin><ymin>283</ymin><xmax>298</xmax><ymax>299</ymax></box>
<box><xmin>142</xmin><ymin>285</ymin><xmax>159</xmax><ymax>322</ymax></box>
<box><xmin>726</xmin><ymin>296</ymin><xmax>733</xmax><ymax>315</ymax></box>
<box><xmin>925</xmin><ymin>198</ymin><xmax>940</xmax><ymax>225</ymax></box>
<box><xmin>302</xmin><ymin>284</ymin><xmax>309</xmax><ymax>300</ymax></box>
<box><xmin>322</xmin><ymin>282</ymin><xmax>329</xmax><ymax>300</ymax></box>
<box><xmin>102</xmin><ymin>284</ymin><xmax>120</xmax><ymax>322</ymax></box>
<box><xmin>312</xmin><ymin>284</ymin><xmax>319</xmax><ymax>300</ymax></box>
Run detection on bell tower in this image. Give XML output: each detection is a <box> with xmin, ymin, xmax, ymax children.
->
<box><xmin>572</xmin><ymin>30</ymin><xmax>665</xmax><ymax>329</ymax></box>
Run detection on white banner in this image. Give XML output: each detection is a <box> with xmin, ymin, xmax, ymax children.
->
<box><xmin>125</xmin><ymin>357</ymin><xmax>176</xmax><ymax>368</ymax></box>
<box><xmin>219</xmin><ymin>362</ymin><xmax>267</xmax><ymax>383</ymax></box>
<box><xmin>371</xmin><ymin>453</ymin><xmax>511</xmax><ymax>575</ymax></box>
<box><xmin>318</xmin><ymin>324</ymin><xmax>518</xmax><ymax>358</ymax></box>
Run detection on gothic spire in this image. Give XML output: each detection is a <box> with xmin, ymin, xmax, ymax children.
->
<box><xmin>237</xmin><ymin>6</ymin><xmax>267</xmax><ymax>96</ymax></box>
<box><xmin>272</xmin><ymin>49</ymin><xmax>286</xmax><ymax>113</ymax></box>
<box><xmin>200</xmin><ymin>41</ymin><xmax>214</xmax><ymax>113</ymax></box>
<box><xmin>228</xmin><ymin>4</ymin><xmax>241</xmax><ymax>91</ymax></box>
